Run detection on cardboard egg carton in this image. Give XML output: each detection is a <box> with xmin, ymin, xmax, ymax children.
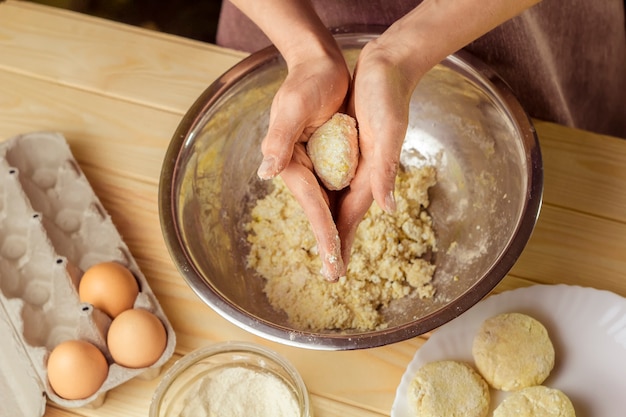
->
<box><xmin>0</xmin><ymin>132</ymin><xmax>176</xmax><ymax>415</ymax></box>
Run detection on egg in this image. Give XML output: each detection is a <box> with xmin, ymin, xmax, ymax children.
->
<box><xmin>79</xmin><ymin>261</ymin><xmax>139</xmax><ymax>318</ymax></box>
<box><xmin>47</xmin><ymin>340</ymin><xmax>109</xmax><ymax>400</ymax></box>
<box><xmin>107</xmin><ymin>308</ymin><xmax>167</xmax><ymax>368</ymax></box>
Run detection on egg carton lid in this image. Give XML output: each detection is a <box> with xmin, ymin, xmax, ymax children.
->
<box><xmin>0</xmin><ymin>303</ymin><xmax>46</xmax><ymax>417</ymax></box>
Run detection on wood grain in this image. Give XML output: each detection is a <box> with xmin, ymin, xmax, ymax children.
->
<box><xmin>536</xmin><ymin>120</ymin><xmax>626</xmax><ymax>223</ymax></box>
<box><xmin>0</xmin><ymin>1</ymin><xmax>624</xmax><ymax>417</ymax></box>
<box><xmin>0</xmin><ymin>0</ymin><xmax>246</xmax><ymax>113</ymax></box>
<box><xmin>509</xmin><ymin>205</ymin><xmax>626</xmax><ymax>297</ymax></box>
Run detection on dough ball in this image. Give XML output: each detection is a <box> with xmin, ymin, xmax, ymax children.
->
<box><xmin>408</xmin><ymin>360</ymin><xmax>490</xmax><ymax>417</ymax></box>
<box><xmin>306</xmin><ymin>113</ymin><xmax>359</xmax><ymax>190</ymax></box>
<box><xmin>493</xmin><ymin>386</ymin><xmax>576</xmax><ymax>417</ymax></box>
<box><xmin>472</xmin><ymin>312</ymin><xmax>555</xmax><ymax>391</ymax></box>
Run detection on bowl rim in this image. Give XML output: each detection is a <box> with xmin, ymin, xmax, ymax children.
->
<box><xmin>158</xmin><ymin>32</ymin><xmax>543</xmax><ymax>350</ymax></box>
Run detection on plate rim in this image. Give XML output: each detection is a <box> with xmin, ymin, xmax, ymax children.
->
<box><xmin>391</xmin><ymin>284</ymin><xmax>626</xmax><ymax>416</ymax></box>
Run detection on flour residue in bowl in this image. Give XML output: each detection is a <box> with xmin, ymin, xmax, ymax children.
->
<box><xmin>245</xmin><ymin>164</ymin><xmax>438</xmax><ymax>331</ymax></box>
<box><xmin>178</xmin><ymin>365</ymin><xmax>300</xmax><ymax>417</ymax></box>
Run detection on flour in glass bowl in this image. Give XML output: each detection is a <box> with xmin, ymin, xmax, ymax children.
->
<box><xmin>178</xmin><ymin>365</ymin><xmax>301</xmax><ymax>417</ymax></box>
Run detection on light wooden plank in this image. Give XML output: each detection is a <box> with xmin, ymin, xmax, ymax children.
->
<box><xmin>310</xmin><ymin>396</ymin><xmax>388</xmax><ymax>417</ymax></box>
<box><xmin>508</xmin><ymin>204</ymin><xmax>626</xmax><ymax>297</ymax></box>
<box><xmin>0</xmin><ymin>72</ymin><xmax>178</xmax><ymax>182</ymax></box>
<box><xmin>0</xmin><ymin>0</ymin><xmax>246</xmax><ymax>113</ymax></box>
<box><xmin>43</xmin><ymin>408</ymin><xmax>84</xmax><ymax>417</ymax></box>
<box><xmin>535</xmin><ymin>120</ymin><xmax>626</xmax><ymax>223</ymax></box>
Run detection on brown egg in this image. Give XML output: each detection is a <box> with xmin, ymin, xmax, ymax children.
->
<box><xmin>47</xmin><ymin>340</ymin><xmax>109</xmax><ymax>400</ymax></box>
<box><xmin>79</xmin><ymin>261</ymin><xmax>139</xmax><ymax>318</ymax></box>
<box><xmin>107</xmin><ymin>308</ymin><xmax>167</xmax><ymax>368</ymax></box>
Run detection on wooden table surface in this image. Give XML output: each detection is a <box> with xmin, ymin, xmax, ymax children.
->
<box><xmin>1</xmin><ymin>1</ymin><xmax>625</xmax><ymax>416</ymax></box>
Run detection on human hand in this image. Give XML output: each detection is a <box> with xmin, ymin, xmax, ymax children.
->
<box><xmin>334</xmin><ymin>0</ymin><xmax>544</xmax><ymax>264</ymax></box>
<box><xmin>257</xmin><ymin>47</ymin><xmax>351</xmax><ymax>281</ymax></box>
<box><xmin>236</xmin><ymin>0</ymin><xmax>541</xmax><ymax>281</ymax></box>
<box><xmin>258</xmin><ymin>36</ymin><xmax>424</xmax><ymax>280</ymax></box>
<box><xmin>334</xmin><ymin>40</ymin><xmax>425</xmax><ymax>266</ymax></box>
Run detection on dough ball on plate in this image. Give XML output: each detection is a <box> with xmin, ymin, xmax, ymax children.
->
<box><xmin>493</xmin><ymin>386</ymin><xmax>576</xmax><ymax>417</ymax></box>
<box><xmin>408</xmin><ymin>360</ymin><xmax>490</xmax><ymax>417</ymax></box>
<box><xmin>472</xmin><ymin>312</ymin><xmax>555</xmax><ymax>391</ymax></box>
<box><xmin>306</xmin><ymin>113</ymin><xmax>359</xmax><ymax>190</ymax></box>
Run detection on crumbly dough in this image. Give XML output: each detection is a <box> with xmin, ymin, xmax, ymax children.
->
<box><xmin>493</xmin><ymin>386</ymin><xmax>576</xmax><ymax>417</ymax></box>
<box><xmin>245</xmin><ymin>164</ymin><xmax>437</xmax><ymax>331</ymax></box>
<box><xmin>472</xmin><ymin>312</ymin><xmax>555</xmax><ymax>391</ymax></box>
<box><xmin>408</xmin><ymin>360</ymin><xmax>490</xmax><ymax>417</ymax></box>
<box><xmin>306</xmin><ymin>113</ymin><xmax>359</xmax><ymax>190</ymax></box>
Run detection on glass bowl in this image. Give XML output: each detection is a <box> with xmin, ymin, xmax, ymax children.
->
<box><xmin>150</xmin><ymin>341</ymin><xmax>311</xmax><ymax>417</ymax></box>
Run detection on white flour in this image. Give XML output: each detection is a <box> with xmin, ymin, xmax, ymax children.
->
<box><xmin>178</xmin><ymin>365</ymin><xmax>300</xmax><ymax>417</ymax></box>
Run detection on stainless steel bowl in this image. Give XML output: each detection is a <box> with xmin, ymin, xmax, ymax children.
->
<box><xmin>159</xmin><ymin>32</ymin><xmax>542</xmax><ymax>350</ymax></box>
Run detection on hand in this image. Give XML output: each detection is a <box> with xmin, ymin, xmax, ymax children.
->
<box><xmin>335</xmin><ymin>40</ymin><xmax>424</xmax><ymax>266</ymax></box>
<box><xmin>334</xmin><ymin>0</ymin><xmax>543</xmax><ymax>263</ymax></box>
<box><xmin>257</xmin><ymin>47</ymin><xmax>351</xmax><ymax>281</ymax></box>
<box><xmin>265</xmin><ymin>41</ymin><xmax>419</xmax><ymax>279</ymax></box>
<box><xmin>233</xmin><ymin>0</ymin><xmax>542</xmax><ymax>280</ymax></box>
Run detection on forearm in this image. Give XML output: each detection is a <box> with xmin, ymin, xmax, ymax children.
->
<box><xmin>228</xmin><ymin>0</ymin><xmax>342</xmax><ymax>65</ymax></box>
<box><xmin>368</xmin><ymin>0</ymin><xmax>543</xmax><ymax>88</ymax></box>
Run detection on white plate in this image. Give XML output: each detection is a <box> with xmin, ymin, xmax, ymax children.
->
<box><xmin>391</xmin><ymin>284</ymin><xmax>626</xmax><ymax>417</ymax></box>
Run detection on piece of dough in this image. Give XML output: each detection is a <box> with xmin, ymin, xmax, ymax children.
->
<box><xmin>472</xmin><ymin>312</ymin><xmax>555</xmax><ymax>391</ymax></box>
<box><xmin>306</xmin><ymin>113</ymin><xmax>359</xmax><ymax>190</ymax></box>
<box><xmin>407</xmin><ymin>360</ymin><xmax>490</xmax><ymax>417</ymax></box>
<box><xmin>493</xmin><ymin>386</ymin><xmax>576</xmax><ymax>417</ymax></box>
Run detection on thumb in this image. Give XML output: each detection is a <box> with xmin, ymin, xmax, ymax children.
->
<box><xmin>257</xmin><ymin>85</ymin><xmax>312</xmax><ymax>179</ymax></box>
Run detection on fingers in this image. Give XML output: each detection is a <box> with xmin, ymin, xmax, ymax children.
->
<box><xmin>281</xmin><ymin>145</ymin><xmax>345</xmax><ymax>281</ymax></box>
<box><xmin>257</xmin><ymin>89</ymin><xmax>309</xmax><ymax>180</ymax></box>
<box><xmin>254</xmin><ymin>53</ymin><xmax>351</xmax><ymax>281</ymax></box>
<box><xmin>359</xmin><ymin>116</ymin><xmax>405</xmax><ymax>214</ymax></box>
<box><xmin>335</xmin><ymin>167</ymin><xmax>374</xmax><ymax>267</ymax></box>
<box><xmin>258</xmin><ymin>57</ymin><xmax>351</xmax><ymax>180</ymax></box>
<box><xmin>333</xmin><ymin>44</ymin><xmax>417</xmax><ymax>265</ymax></box>
<box><xmin>348</xmin><ymin>45</ymin><xmax>414</xmax><ymax>215</ymax></box>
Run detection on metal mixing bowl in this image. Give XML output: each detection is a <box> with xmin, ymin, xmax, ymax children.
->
<box><xmin>159</xmin><ymin>32</ymin><xmax>542</xmax><ymax>350</ymax></box>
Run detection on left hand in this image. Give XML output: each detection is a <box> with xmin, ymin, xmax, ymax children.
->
<box><xmin>334</xmin><ymin>38</ymin><xmax>425</xmax><ymax>266</ymax></box>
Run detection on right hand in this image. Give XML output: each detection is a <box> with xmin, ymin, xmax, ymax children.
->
<box><xmin>257</xmin><ymin>46</ymin><xmax>352</xmax><ymax>281</ymax></box>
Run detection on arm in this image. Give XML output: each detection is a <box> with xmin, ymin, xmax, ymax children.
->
<box><xmin>337</xmin><ymin>0</ymin><xmax>542</xmax><ymax>264</ymax></box>
<box><xmin>229</xmin><ymin>0</ymin><xmax>543</xmax><ymax>279</ymax></box>
<box><xmin>229</xmin><ymin>0</ymin><xmax>351</xmax><ymax>280</ymax></box>
<box><xmin>230</xmin><ymin>0</ymin><xmax>349</xmax><ymax>169</ymax></box>
<box><xmin>228</xmin><ymin>1</ymin><xmax>339</xmax><ymax>68</ymax></box>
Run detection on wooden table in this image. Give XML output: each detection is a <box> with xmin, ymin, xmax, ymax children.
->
<box><xmin>1</xmin><ymin>1</ymin><xmax>625</xmax><ymax>416</ymax></box>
